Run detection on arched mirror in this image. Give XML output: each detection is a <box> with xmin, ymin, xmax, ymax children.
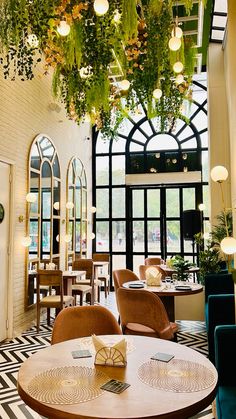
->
<box><xmin>66</xmin><ymin>157</ymin><xmax>87</xmax><ymax>268</ymax></box>
<box><xmin>26</xmin><ymin>134</ymin><xmax>61</xmax><ymax>307</ymax></box>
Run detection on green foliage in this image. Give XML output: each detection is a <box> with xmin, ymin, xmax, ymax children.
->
<box><xmin>121</xmin><ymin>0</ymin><xmax>138</xmax><ymax>42</ymax></box>
<box><xmin>211</xmin><ymin>210</ymin><xmax>233</xmax><ymax>245</ymax></box>
<box><xmin>194</xmin><ymin>233</ymin><xmax>221</xmax><ymax>284</ymax></box>
<box><xmin>171</xmin><ymin>255</ymin><xmax>194</xmax><ymax>281</ymax></box>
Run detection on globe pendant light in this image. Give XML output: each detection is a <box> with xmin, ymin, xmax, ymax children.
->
<box><xmin>153</xmin><ymin>88</ymin><xmax>162</xmax><ymax>100</ymax></box>
<box><xmin>220</xmin><ymin>236</ymin><xmax>236</xmax><ymax>255</ymax></box>
<box><xmin>168</xmin><ymin>36</ymin><xmax>181</xmax><ymax>51</ymax></box>
<box><xmin>173</xmin><ymin>61</ymin><xmax>184</xmax><ymax>73</ymax></box>
<box><xmin>57</xmin><ymin>21</ymin><xmax>70</xmax><ymax>36</ymax></box>
<box><xmin>175</xmin><ymin>74</ymin><xmax>184</xmax><ymax>85</ymax></box>
<box><xmin>210</xmin><ymin>166</ymin><xmax>228</xmax><ymax>183</ymax></box>
<box><xmin>171</xmin><ymin>26</ymin><xmax>183</xmax><ymax>39</ymax></box>
<box><xmin>94</xmin><ymin>0</ymin><xmax>109</xmax><ymax>16</ymax></box>
<box><xmin>119</xmin><ymin>79</ymin><xmax>130</xmax><ymax>91</ymax></box>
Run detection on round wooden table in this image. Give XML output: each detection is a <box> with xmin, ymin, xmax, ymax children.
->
<box><xmin>18</xmin><ymin>335</ymin><xmax>217</xmax><ymax>419</ymax></box>
<box><xmin>122</xmin><ymin>281</ymin><xmax>203</xmax><ymax>322</ymax></box>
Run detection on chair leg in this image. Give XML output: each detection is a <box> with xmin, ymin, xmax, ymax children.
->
<box><xmin>104</xmin><ymin>279</ymin><xmax>107</xmax><ymax>298</ymax></box>
<box><xmin>97</xmin><ymin>286</ymin><xmax>100</xmax><ymax>303</ymax></box>
<box><xmin>80</xmin><ymin>292</ymin><xmax>83</xmax><ymax>306</ymax></box>
<box><xmin>47</xmin><ymin>308</ymin><xmax>50</xmax><ymax>326</ymax></box>
<box><xmin>37</xmin><ymin>305</ymin><xmax>40</xmax><ymax>333</ymax></box>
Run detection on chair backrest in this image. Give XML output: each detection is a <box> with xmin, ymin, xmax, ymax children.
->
<box><xmin>113</xmin><ymin>269</ymin><xmax>139</xmax><ymax>292</ymax></box>
<box><xmin>51</xmin><ymin>305</ymin><xmax>121</xmax><ymax>344</ymax></box>
<box><xmin>37</xmin><ymin>270</ymin><xmax>64</xmax><ymax>306</ymax></box>
<box><xmin>72</xmin><ymin>258</ymin><xmax>94</xmax><ymax>282</ymax></box>
<box><xmin>93</xmin><ymin>253</ymin><xmax>110</xmax><ymax>273</ymax></box>
<box><xmin>204</xmin><ymin>273</ymin><xmax>234</xmax><ymax>302</ymax></box>
<box><xmin>116</xmin><ymin>287</ymin><xmax>174</xmax><ymax>340</ymax></box>
<box><xmin>215</xmin><ymin>325</ymin><xmax>236</xmax><ymax>386</ymax></box>
<box><xmin>144</xmin><ymin>257</ymin><xmax>163</xmax><ymax>266</ymax></box>
<box><xmin>139</xmin><ymin>265</ymin><xmax>166</xmax><ymax>281</ymax></box>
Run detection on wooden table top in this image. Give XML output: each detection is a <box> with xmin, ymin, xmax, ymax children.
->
<box><xmin>18</xmin><ymin>335</ymin><xmax>217</xmax><ymax>419</ymax></box>
<box><xmin>28</xmin><ymin>270</ymin><xmax>86</xmax><ymax>278</ymax></box>
<box><xmin>123</xmin><ymin>281</ymin><xmax>203</xmax><ymax>297</ymax></box>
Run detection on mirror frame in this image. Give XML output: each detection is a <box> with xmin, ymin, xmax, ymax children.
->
<box><xmin>66</xmin><ymin>157</ymin><xmax>87</xmax><ymax>268</ymax></box>
<box><xmin>26</xmin><ymin>134</ymin><xmax>61</xmax><ymax>308</ymax></box>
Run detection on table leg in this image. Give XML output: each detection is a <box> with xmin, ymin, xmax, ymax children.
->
<box><xmin>159</xmin><ymin>296</ymin><xmax>175</xmax><ymax>322</ymax></box>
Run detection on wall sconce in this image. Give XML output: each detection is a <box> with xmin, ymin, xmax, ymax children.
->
<box><xmin>66</xmin><ymin>201</ymin><xmax>74</xmax><ymax>210</ymax></box>
<box><xmin>210</xmin><ymin>165</ymin><xmax>236</xmax><ymax>255</ymax></box>
<box><xmin>19</xmin><ymin>192</ymin><xmax>37</xmax><ymax>222</ymax></box>
<box><xmin>21</xmin><ymin>236</ymin><xmax>32</xmax><ymax>247</ymax></box>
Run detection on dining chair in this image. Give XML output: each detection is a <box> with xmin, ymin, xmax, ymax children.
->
<box><xmin>92</xmin><ymin>253</ymin><xmax>110</xmax><ymax>298</ymax></box>
<box><xmin>72</xmin><ymin>258</ymin><xmax>100</xmax><ymax>304</ymax></box>
<box><xmin>36</xmin><ymin>270</ymin><xmax>74</xmax><ymax>332</ymax></box>
<box><xmin>139</xmin><ymin>265</ymin><xmax>167</xmax><ymax>281</ymax></box>
<box><xmin>116</xmin><ymin>287</ymin><xmax>178</xmax><ymax>340</ymax></box>
<box><xmin>113</xmin><ymin>269</ymin><xmax>139</xmax><ymax>292</ymax></box>
<box><xmin>51</xmin><ymin>305</ymin><xmax>121</xmax><ymax>344</ymax></box>
<box><xmin>144</xmin><ymin>257</ymin><xmax>164</xmax><ymax>266</ymax></box>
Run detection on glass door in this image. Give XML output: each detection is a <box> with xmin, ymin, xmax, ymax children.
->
<box><xmin>130</xmin><ymin>185</ymin><xmax>201</xmax><ymax>274</ymax></box>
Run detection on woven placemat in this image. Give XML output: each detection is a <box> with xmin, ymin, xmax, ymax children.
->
<box><xmin>76</xmin><ymin>336</ymin><xmax>135</xmax><ymax>354</ymax></box>
<box><xmin>138</xmin><ymin>359</ymin><xmax>217</xmax><ymax>393</ymax></box>
<box><xmin>28</xmin><ymin>366</ymin><xmax>108</xmax><ymax>404</ymax></box>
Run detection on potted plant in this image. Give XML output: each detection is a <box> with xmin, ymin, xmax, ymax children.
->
<box><xmin>171</xmin><ymin>255</ymin><xmax>194</xmax><ymax>282</ymax></box>
<box><xmin>194</xmin><ymin>233</ymin><xmax>221</xmax><ymax>284</ymax></box>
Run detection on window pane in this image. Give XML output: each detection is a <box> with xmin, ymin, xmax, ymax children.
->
<box><xmin>96</xmin><ymin>156</ymin><xmax>109</xmax><ymax>185</ymax></box>
<box><xmin>96</xmin><ymin>134</ymin><xmax>110</xmax><ymax>153</ymax></box>
<box><xmin>68</xmin><ymin>221</ymin><xmax>74</xmax><ymax>251</ymax></box>
<box><xmin>112</xmin><ymin>188</ymin><xmax>125</xmax><ymax>218</ymax></box>
<box><xmin>166</xmin><ymin>221</ymin><xmax>180</xmax><ymax>253</ymax></box>
<box><xmin>183</xmin><ymin>188</ymin><xmax>195</xmax><ymax>211</ymax></box>
<box><xmin>42</xmin><ymin>192</ymin><xmax>51</xmax><ymax>218</ymax></box>
<box><xmin>148</xmin><ymin>221</ymin><xmax>161</xmax><ymax>253</ymax></box>
<box><xmin>202</xmin><ymin>151</ymin><xmax>209</xmax><ymax>182</ymax></box>
<box><xmin>96</xmin><ymin>221</ymin><xmax>109</xmax><ymax>251</ymax></box>
<box><xmin>75</xmin><ymin>222</ymin><xmax>81</xmax><ymax>252</ymax></box>
<box><xmin>112</xmin><ymin>221</ymin><xmax>126</xmax><ymax>251</ymax></box>
<box><xmin>29</xmin><ymin>220</ymin><xmax>38</xmax><ymax>256</ymax></box>
<box><xmin>30</xmin><ymin>171</ymin><xmax>39</xmax><ymax>214</ymax></box>
<box><xmin>30</xmin><ymin>143</ymin><xmax>40</xmax><ymax>170</ymax></box>
<box><xmin>42</xmin><ymin>221</ymin><xmax>51</xmax><ymax>253</ymax></box>
<box><xmin>147</xmin><ymin>189</ymin><xmax>160</xmax><ymax>217</ymax></box>
<box><xmin>53</xmin><ymin>219</ymin><xmax>60</xmax><ymax>254</ymax></box>
<box><xmin>166</xmin><ymin>189</ymin><xmax>179</xmax><ymax>217</ymax></box>
<box><xmin>96</xmin><ymin>189</ymin><xmax>109</xmax><ymax>218</ymax></box>
<box><xmin>133</xmin><ymin>255</ymin><xmax>145</xmax><ymax>276</ymax></box>
<box><xmin>112</xmin><ymin>156</ymin><xmax>125</xmax><ymax>185</ymax></box>
<box><xmin>203</xmin><ymin>185</ymin><xmax>210</xmax><ymax>217</ymax></box>
<box><xmin>53</xmin><ymin>179</ymin><xmax>60</xmax><ymax>216</ymax></box>
<box><xmin>112</xmin><ymin>255</ymin><xmax>126</xmax><ymax>271</ymax></box>
<box><xmin>132</xmin><ymin>190</ymin><xmax>144</xmax><ymax>217</ymax></box>
<box><xmin>133</xmin><ymin>221</ymin><xmax>144</xmax><ymax>252</ymax></box>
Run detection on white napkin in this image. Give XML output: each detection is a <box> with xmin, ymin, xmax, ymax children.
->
<box><xmin>92</xmin><ymin>335</ymin><xmax>127</xmax><ymax>366</ymax></box>
<box><xmin>46</xmin><ymin>262</ymin><xmax>56</xmax><ymax>270</ymax></box>
<box><xmin>145</xmin><ymin>267</ymin><xmax>162</xmax><ymax>286</ymax></box>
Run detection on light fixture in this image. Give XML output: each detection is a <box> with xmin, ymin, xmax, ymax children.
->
<box><xmin>171</xmin><ymin>26</ymin><xmax>183</xmax><ymax>39</ymax></box>
<box><xmin>220</xmin><ymin>237</ymin><xmax>236</xmax><ymax>255</ymax></box>
<box><xmin>89</xmin><ymin>232</ymin><xmax>96</xmax><ymax>239</ymax></box>
<box><xmin>198</xmin><ymin>203</ymin><xmax>205</xmax><ymax>211</ymax></box>
<box><xmin>173</xmin><ymin>61</ymin><xmax>184</xmax><ymax>73</ymax></box>
<box><xmin>56</xmin><ymin>234</ymin><xmax>60</xmax><ymax>242</ymax></box>
<box><xmin>26</xmin><ymin>192</ymin><xmax>36</xmax><ymax>203</ymax></box>
<box><xmin>210</xmin><ymin>165</ymin><xmax>228</xmax><ymax>183</ymax></box>
<box><xmin>168</xmin><ymin>36</ymin><xmax>181</xmax><ymax>51</ymax></box>
<box><xmin>66</xmin><ymin>201</ymin><xmax>74</xmax><ymax>210</ymax></box>
<box><xmin>26</xmin><ymin>34</ymin><xmax>39</xmax><ymax>48</ymax></box>
<box><xmin>119</xmin><ymin>79</ymin><xmax>130</xmax><ymax>91</ymax></box>
<box><xmin>153</xmin><ymin>88</ymin><xmax>162</xmax><ymax>100</ymax></box>
<box><xmin>94</xmin><ymin>0</ymin><xmax>109</xmax><ymax>16</ymax></box>
<box><xmin>53</xmin><ymin>201</ymin><xmax>60</xmax><ymax>211</ymax></box>
<box><xmin>175</xmin><ymin>74</ymin><xmax>184</xmax><ymax>85</ymax></box>
<box><xmin>113</xmin><ymin>9</ymin><xmax>121</xmax><ymax>23</ymax></box>
<box><xmin>90</xmin><ymin>206</ymin><xmax>97</xmax><ymax>213</ymax></box>
<box><xmin>64</xmin><ymin>234</ymin><xmax>72</xmax><ymax>243</ymax></box>
<box><xmin>21</xmin><ymin>236</ymin><xmax>32</xmax><ymax>247</ymax></box>
<box><xmin>57</xmin><ymin>21</ymin><xmax>71</xmax><ymax>36</ymax></box>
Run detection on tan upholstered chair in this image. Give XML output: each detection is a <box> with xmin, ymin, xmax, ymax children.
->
<box><xmin>92</xmin><ymin>253</ymin><xmax>110</xmax><ymax>298</ymax></box>
<box><xmin>139</xmin><ymin>265</ymin><xmax>167</xmax><ymax>281</ymax></box>
<box><xmin>144</xmin><ymin>257</ymin><xmax>164</xmax><ymax>266</ymax></box>
<box><xmin>71</xmin><ymin>259</ymin><xmax>97</xmax><ymax>305</ymax></box>
<box><xmin>51</xmin><ymin>306</ymin><xmax>121</xmax><ymax>344</ymax></box>
<box><xmin>116</xmin><ymin>287</ymin><xmax>178</xmax><ymax>340</ymax></box>
<box><xmin>113</xmin><ymin>269</ymin><xmax>139</xmax><ymax>292</ymax></box>
<box><xmin>36</xmin><ymin>270</ymin><xmax>74</xmax><ymax>332</ymax></box>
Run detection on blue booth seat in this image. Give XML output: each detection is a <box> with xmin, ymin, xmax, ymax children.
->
<box><xmin>215</xmin><ymin>325</ymin><xmax>236</xmax><ymax>419</ymax></box>
<box><xmin>206</xmin><ymin>294</ymin><xmax>235</xmax><ymax>364</ymax></box>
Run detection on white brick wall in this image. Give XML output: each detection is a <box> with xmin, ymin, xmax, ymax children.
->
<box><xmin>0</xmin><ymin>64</ymin><xmax>92</xmax><ymax>337</ymax></box>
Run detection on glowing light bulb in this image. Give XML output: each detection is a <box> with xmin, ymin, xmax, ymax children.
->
<box><xmin>64</xmin><ymin>234</ymin><xmax>72</xmax><ymax>243</ymax></box>
<box><xmin>90</xmin><ymin>232</ymin><xmax>96</xmax><ymax>239</ymax></box>
<box><xmin>26</xmin><ymin>193</ymin><xmax>36</xmax><ymax>203</ymax></box>
<box><xmin>56</xmin><ymin>234</ymin><xmax>60</xmax><ymax>242</ymax></box>
<box><xmin>90</xmin><ymin>206</ymin><xmax>97</xmax><ymax>213</ymax></box>
<box><xmin>173</xmin><ymin>61</ymin><xmax>184</xmax><ymax>73</ymax></box>
<box><xmin>21</xmin><ymin>236</ymin><xmax>32</xmax><ymax>247</ymax></box>
<box><xmin>171</xmin><ymin>26</ymin><xmax>183</xmax><ymax>39</ymax></box>
<box><xmin>119</xmin><ymin>79</ymin><xmax>130</xmax><ymax>91</ymax></box>
<box><xmin>57</xmin><ymin>21</ymin><xmax>70</xmax><ymax>36</ymax></box>
<box><xmin>53</xmin><ymin>202</ymin><xmax>60</xmax><ymax>211</ymax></box>
<box><xmin>175</xmin><ymin>74</ymin><xmax>184</xmax><ymax>85</ymax></box>
<box><xmin>210</xmin><ymin>166</ymin><xmax>228</xmax><ymax>183</ymax></box>
<box><xmin>113</xmin><ymin>9</ymin><xmax>121</xmax><ymax>23</ymax></box>
<box><xmin>66</xmin><ymin>201</ymin><xmax>74</xmax><ymax>210</ymax></box>
<box><xmin>26</xmin><ymin>34</ymin><xmax>39</xmax><ymax>48</ymax></box>
<box><xmin>153</xmin><ymin>88</ymin><xmax>162</xmax><ymax>100</ymax></box>
<box><xmin>220</xmin><ymin>237</ymin><xmax>236</xmax><ymax>255</ymax></box>
<box><xmin>168</xmin><ymin>36</ymin><xmax>181</xmax><ymax>51</ymax></box>
<box><xmin>198</xmin><ymin>203</ymin><xmax>205</xmax><ymax>211</ymax></box>
<box><xmin>94</xmin><ymin>0</ymin><xmax>109</xmax><ymax>16</ymax></box>
<box><xmin>84</xmin><ymin>113</ymin><xmax>91</xmax><ymax>123</ymax></box>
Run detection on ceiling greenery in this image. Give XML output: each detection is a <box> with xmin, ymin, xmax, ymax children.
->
<box><xmin>0</xmin><ymin>0</ymin><xmax>207</xmax><ymax>138</ymax></box>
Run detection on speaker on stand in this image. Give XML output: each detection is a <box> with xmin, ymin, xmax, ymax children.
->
<box><xmin>182</xmin><ymin>209</ymin><xmax>202</xmax><ymax>264</ymax></box>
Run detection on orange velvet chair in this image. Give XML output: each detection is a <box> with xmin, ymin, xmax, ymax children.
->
<box><xmin>72</xmin><ymin>258</ymin><xmax>100</xmax><ymax>304</ymax></box>
<box><xmin>144</xmin><ymin>257</ymin><xmax>164</xmax><ymax>266</ymax></box>
<box><xmin>113</xmin><ymin>269</ymin><xmax>139</xmax><ymax>292</ymax></box>
<box><xmin>139</xmin><ymin>265</ymin><xmax>167</xmax><ymax>281</ymax></box>
<box><xmin>116</xmin><ymin>287</ymin><xmax>178</xmax><ymax>340</ymax></box>
<box><xmin>51</xmin><ymin>305</ymin><xmax>121</xmax><ymax>345</ymax></box>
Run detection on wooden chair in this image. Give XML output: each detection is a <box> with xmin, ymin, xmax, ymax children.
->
<box><xmin>139</xmin><ymin>265</ymin><xmax>167</xmax><ymax>281</ymax></box>
<box><xmin>144</xmin><ymin>257</ymin><xmax>164</xmax><ymax>266</ymax></box>
<box><xmin>36</xmin><ymin>270</ymin><xmax>74</xmax><ymax>332</ymax></box>
<box><xmin>51</xmin><ymin>306</ymin><xmax>121</xmax><ymax>344</ymax></box>
<box><xmin>116</xmin><ymin>287</ymin><xmax>178</xmax><ymax>340</ymax></box>
<box><xmin>72</xmin><ymin>259</ymin><xmax>100</xmax><ymax>305</ymax></box>
<box><xmin>92</xmin><ymin>253</ymin><xmax>110</xmax><ymax>298</ymax></box>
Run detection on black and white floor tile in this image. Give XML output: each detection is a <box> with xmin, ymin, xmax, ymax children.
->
<box><xmin>0</xmin><ymin>293</ymin><xmax>214</xmax><ymax>419</ymax></box>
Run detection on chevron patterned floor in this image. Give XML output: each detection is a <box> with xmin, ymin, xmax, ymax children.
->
<box><xmin>0</xmin><ymin>292</ymin><xmax>214</xmax><ymax>419</ymax></box>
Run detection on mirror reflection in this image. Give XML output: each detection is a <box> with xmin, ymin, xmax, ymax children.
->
<box><xmin>26</xmin><ymin>135</ymin><xmax>61</xmax><ymax>307</ymax></box>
